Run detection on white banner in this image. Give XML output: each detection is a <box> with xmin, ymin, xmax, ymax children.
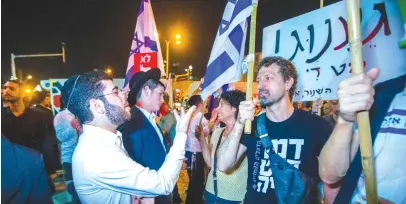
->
<box><xmin>262</xmin><ymin>0</ymin><xmax>406</xmax><ymax>101</ymax></box>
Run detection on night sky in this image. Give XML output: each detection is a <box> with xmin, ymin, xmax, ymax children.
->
<box><xmin>2</xmin><ymin>0</ymin><xmax>337</xmax><ymax>85</ymax></box>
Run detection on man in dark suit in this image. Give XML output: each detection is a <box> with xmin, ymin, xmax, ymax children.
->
<box><xmin>1</xmin><ymin>135</ymin><xmax>53</xmax><ymax>204</ymax></box>
<box><xmin>118</xmin><ymin>68</ymin><xmax>170</xmax><ymax>204</ymax></box>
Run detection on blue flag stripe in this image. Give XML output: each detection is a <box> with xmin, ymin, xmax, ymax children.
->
<box><xmin>231</xmin><ymin>0</ymin><xmax>252</xmax><ymax>21</ymax></box>
<box><xmin>202</xmin><ymin>52</ymin><xmax>234</xmax><ymax>89</ymax></box>
<box><xmin>229</xmin><ymin>25</ymin><xmax>244</xmax><ymax>52</ymax></box>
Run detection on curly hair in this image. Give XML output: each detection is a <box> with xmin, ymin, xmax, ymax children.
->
<box><xmin>220</xmin><ymin>90</ymin><xmax>246</xmax><ymax>119</ymax></box>
<box><xmin>257</xmin><ymin>56</ymin><xmax>298</xmax><ymax>100</ymax></box>
<box><xmin>66</xmin><ymin>70</ymin><xmax>112</xmax><ymax>124</ymax></box>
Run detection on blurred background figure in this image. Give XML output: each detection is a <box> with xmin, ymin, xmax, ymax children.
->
<box><xmin>1</xmin><ymin>79</ymin><xmax>57</xmax><ymax>193</ymax></box>
<box><xmin>31</xmin><ymin>90</ymin><xmax>62</xmax><ymax>183</ymax></box>
<box><xmin>322</xmin><ymin>100</ymin><xmax>339</xmax><ymax>127</ymax></box>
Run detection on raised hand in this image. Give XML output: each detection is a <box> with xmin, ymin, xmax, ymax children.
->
<box><xmin>173</xmin><ymin>106</ymin><xmax>196</xmax><ymax>133</ymax></box>
<box><xmin>237</xmin><ymin>100</ymin><xmax>255</xmax><ymax>125</ymax></box>
<box><xmin>337</xmin><ymin>68</ymin><xmax>379</xmax><ymax>123</ymax></box>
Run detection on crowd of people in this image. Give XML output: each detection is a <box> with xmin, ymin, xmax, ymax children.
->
<box><xmin>1</xmin><ymin>56</ymin><xmax>405</xmax><ymax>204</ymax></box>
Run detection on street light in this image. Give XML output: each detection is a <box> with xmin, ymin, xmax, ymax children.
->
<box><xmin>11</xmin><ymin>42</ymin><xmax>66</xmax><ymax>79</ymax></box>
<box><xmin>23</xmin><ymin>75</ymin><xmax>33</xmax><ymax>83</ymax></box>
<box><xmin>188</xmin><ymin>65</ymin><xmax>193</xmax><ymax>70</ymax></box>
<box><xmin>105</xmin><ymin>68</ymin><xmax>112</xmax><ymax>75</ymax></box>
<box><xmin>164</xmin><ymin>33</ymin><xmax>182</xmax><ymax>77</ymax></box>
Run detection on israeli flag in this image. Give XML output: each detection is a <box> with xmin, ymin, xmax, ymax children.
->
<box><xmin>124</xmin><ymin>0</ymin><xmax>165</xmax><ymax>88</ymax></box>
<box><xmin>200</xmin><ymin>0</ymin><xmax>254</xmax><ymax>100</ymax></box>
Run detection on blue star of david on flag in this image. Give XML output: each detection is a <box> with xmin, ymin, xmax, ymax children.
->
<box><xmin>124</xmin><ymin>0</ymin><xmax>165</xmax><ymax>87</ymax></box>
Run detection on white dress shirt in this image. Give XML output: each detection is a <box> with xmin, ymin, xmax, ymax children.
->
<box><xmin>72</xmin><ymin>125</ymin><xmax>187</xmax><ymax>204</ymax></box>
<box><xmin>137</xmin><ymin>106</ymin><xmax>166</xmax><ymax>151</ymax></box>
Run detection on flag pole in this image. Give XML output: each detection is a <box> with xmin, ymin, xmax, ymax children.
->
<box><xmin>346</xmin><ymin>0</ymin><xmax>378</xmax><ymax>202</ymax></box>
<box><xmin>244</xmin><ymin>1</ymin><xmax>258</xmax><ymax>134</ymax></box>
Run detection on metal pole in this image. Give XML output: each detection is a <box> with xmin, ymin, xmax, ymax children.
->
<box><xmin>166</xmin><ymin>40</ymin><xmax>170</xmax><ymax>77</ymax></box>
<box><xmin>9</xmin><ymin>43</ymin><xmax>66</xmax><ymax>79</ymax></box>
<box><xmin>11</xmin><ymin>53</ymin><xmax>17</xmax><ymax>79</ymax></box>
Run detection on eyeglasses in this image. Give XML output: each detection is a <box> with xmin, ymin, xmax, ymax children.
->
<box><xmin>86</xmin><ymin>89</ymin><xmax>129</xmax><ymax>108</ymax></box>
<box><xmin>95</xmin><ymin>89</ymin><xmax>129</xmax><ymax>100</ymax></box>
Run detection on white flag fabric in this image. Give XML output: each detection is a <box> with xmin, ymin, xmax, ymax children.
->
<box><xmin>200</xmin><ymin>0</ymin><xmax>254</xmax><ymax>100</ymax></box>
<box><xmin>124</xmin><ymin>0</ymin><xmax>165</xmax><ymax>88</ymax></box>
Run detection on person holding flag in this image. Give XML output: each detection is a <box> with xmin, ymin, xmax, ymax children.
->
<box><xmin>217</xmin><ymin>57</ymin><xmax>333</xmax><ymax>203</ymax></box>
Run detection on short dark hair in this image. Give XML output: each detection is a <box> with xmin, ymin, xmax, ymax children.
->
<box><xmin>31</xmin><ymin>91</ymin><xmax>47</xmax><ymax>105</ymax></box>
<box><xmin>135</xmin><ymin>79</ymin><xmax>164</xmax><ymax>101</ymax></box>
<box><xmin>189</xmin><ymin>95</ymin><xmax>203</xmax><ymax>106</ymax></box>
<box><xmin>66</xmin><ymin>70</ymin><xmax>112</xmax><ymax>124</ymax></box>
<box><xmin>257</xmin><ymin>56</ymin><xmax>298</xmax><ymax>100</ymax></box>
<box><xmin>220</xmin><ymin>90</ymin><xmax>246</xmax><ymax>119</ymax></box>
<box><xmin>127</xmin><ymin>79</ymin><xmax>165</xmax><ymax>107</ymax></box>
<box><xmin>6</xmin><ymin>79</ymin><xmax>23</xmax><ymax>87</ymax></box>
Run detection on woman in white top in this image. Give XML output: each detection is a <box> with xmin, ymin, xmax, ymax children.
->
<box><xmin>196</xmin><ymin>90</ymin><xmax>248</xmax><ymax>204</ymax></box>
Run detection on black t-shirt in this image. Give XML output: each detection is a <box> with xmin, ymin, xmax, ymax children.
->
<box><xmin>241</xmin><ymin>109</ymin><xmax>333</xmax><ymax>203</ymax></box>
<box><xmin>1</xmin><ymin>107</ymin><xmax>47</xmax><ymax>151</ymax></box>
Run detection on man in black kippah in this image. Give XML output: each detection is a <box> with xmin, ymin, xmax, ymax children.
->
<box><xmin>118</xmin><ymin>68</ymin><xmax>171</xmax><ymax>204</ymax></box>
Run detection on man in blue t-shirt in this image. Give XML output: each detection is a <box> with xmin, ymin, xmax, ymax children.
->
<box><xmin>217</xmin><ymin>56</ymin><xmax>333</xmax><ymax>203</ymax></box>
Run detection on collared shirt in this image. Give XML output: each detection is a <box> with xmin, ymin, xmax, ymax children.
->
<box><xmin>137</xmin><ymin>106</ymin><xmax>166</xmax><ymax>151</ymax></box>
<box><xmin>186</xmin><ymin>112</ymin><xmax>210</xmax><ymax>152</ymax></box>
<box><xmin>351</xmin><ymin>91</ymin><xmax>406</xmax><ymax>204</ymax></box>
<box><xmin>72</xmin><ymin>125</ymin><xmax>187</xmax><ymax>204</ymax></box>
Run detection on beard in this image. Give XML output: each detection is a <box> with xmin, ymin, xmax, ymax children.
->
<box><xmin>103</xmin><ymin>99</ymin><xmax>131</xmax><ymax>126</ymax></box>
<box><xmin>259</xmin><ymin>89</ymin><xmax>284</xmax><ymax>108</ymax></box>
<box><xmin>2</xmin><ymin>94</ymin><xmax>19</xmax><ymax>103</ymax></box>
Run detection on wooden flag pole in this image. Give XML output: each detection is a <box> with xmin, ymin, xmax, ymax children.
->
<box><xmin>244</xmin><ymin>1</ymin><xmax>258</xmax><ymax>134</ymax></box>
<box><xmin>346</xmin><ymin>0</ymin><xmax>378</xmax><ymax>203</ymax></box>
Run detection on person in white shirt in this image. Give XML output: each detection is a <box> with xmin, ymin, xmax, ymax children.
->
<box><xmin>68</xmin><ymin>70</ymin><xmax>196</xmax><ymax>204</ymax></box>
<box><xmin>319</xmin><ymin>69</ymin><xmax>406</xmax><ymax>204</ymax></box>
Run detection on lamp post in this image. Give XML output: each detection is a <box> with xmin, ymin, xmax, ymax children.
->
<box><xmin>163</xmin><ymin>34</ymin><xmax>182</xmax><ymax>77</ymax></box>
<box><xmin>165</xmin><ymin>40</ymin><xmax>170</xmax><ymax>77</ymax></box>
<box><xmin>10</xmin><ymin>42</ymin><xmax>66</xmax><ymax>79</ymax></box>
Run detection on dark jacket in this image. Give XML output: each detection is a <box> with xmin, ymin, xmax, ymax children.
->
<box><xmin>32</xmin><ymin>105</ymin><xmax>62</xmax><ymax>173</ymax></box>
<box><xmin>1</xmin><ymin>135</ymin><xmax>53</xmax><ymax>204</ymax></box>
<box><xmin>118</xmin><ymin>106</ymin><xmax>170</xmax><ymax>204</ymax></box>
